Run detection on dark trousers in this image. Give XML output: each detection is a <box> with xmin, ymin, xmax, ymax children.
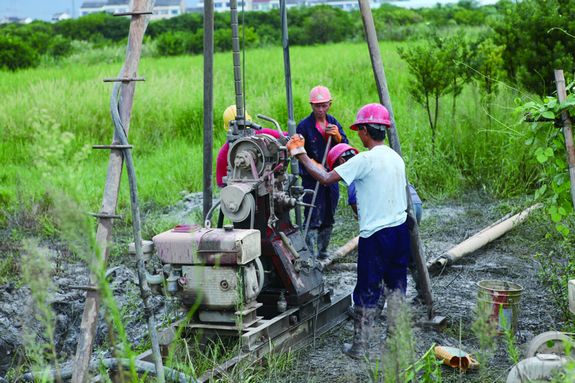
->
<box><xmin>353</xmin><ymin>221</ymin><xmax>411</xmax><ymax>308</ymax></box>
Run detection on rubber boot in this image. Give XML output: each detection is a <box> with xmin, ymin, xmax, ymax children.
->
<box><xmin>317</xmin><ymin>225</ymin><xmax>333</xmax><ymax>260</ymax></box>
<box><xmin>305</xmin><ymin>229</ymin><xmax>319</xmax><ymax>259</ymax></box>
<box><xmin>342</xmin><ymin>307</ymin><xmax>375</xmax><ymax>359</ymax></box>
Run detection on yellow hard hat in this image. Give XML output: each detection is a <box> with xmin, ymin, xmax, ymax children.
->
<box><xmin>223</xmin><ymin>105</ymin><xmax>252</xmax><ymax>130</ymax></box>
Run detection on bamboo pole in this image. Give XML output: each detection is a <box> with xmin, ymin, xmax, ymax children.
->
<box><xmin>357</xmin><ymin>0</ymin><xmax>434</xmax><ymax>318</ymax></box>
<box><xmin>72</xmin><ymin>1</ymin><xmax>153</xmax><ymax>381</ymax></box>
<box><xmin>554</xmin><ymin>70</ymin><xmax>575</xmax><ymax>210</ymax></box>
<box><xmin>203</xmin><ymin>0</ymin><xmax>214</xmax><ymax>219</ymax></box>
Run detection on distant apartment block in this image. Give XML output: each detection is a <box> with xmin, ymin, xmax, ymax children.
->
<box><xmin>196</xmin><ymin>0</ymin><xmax>381</xmax><ymax>12</ymax></box>
<box><xmin>80</xmin><ymin>0</ymin><xmax>185</xmax><ymax>20</ymax></box>
<box><xmin>195</xmin><ymin>0</ymin><xmax>251</xmax><ymax>12</ymax></box>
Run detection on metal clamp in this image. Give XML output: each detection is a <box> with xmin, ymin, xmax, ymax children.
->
<box><xmin>113</xmin><ymin>11</ymin><xmax>153</xmax><ymax>16</ymax></box>
<box><xmin>103</xmin><ymin>77</ymin><xmax>145</xmax><ymax>83</ymax></box>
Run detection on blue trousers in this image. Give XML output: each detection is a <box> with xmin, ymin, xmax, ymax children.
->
<box><xmin>353</xmin><ymin>221</ymin><xmax>411</xmax><ymax>308</ymax></box>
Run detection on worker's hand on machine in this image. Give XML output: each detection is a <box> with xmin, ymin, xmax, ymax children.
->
<box><xmin>287</xmin><ymin>134</ymin><xmax>307</xmax><ymax>157</ymax></box>
<box><xmin>325</xmin><ymin>124</ymin><xmax>342</xmax><ymax>143</ymax></box>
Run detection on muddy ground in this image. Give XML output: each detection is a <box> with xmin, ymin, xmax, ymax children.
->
<box><xmin>0</xmin><ymin>191</ymin><xmax>566</xmax><ymax>381</ymax></box>
<box><xmin>274</xmin><ymin>191</ymin><xmax>564</xmax><ymax>382</ymax></box>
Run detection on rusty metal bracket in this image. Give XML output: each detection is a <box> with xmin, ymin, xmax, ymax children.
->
<box><xmin>92</xmin><ymin>144</ymin><xmax>133</xmax><ymax>150</ymax></box>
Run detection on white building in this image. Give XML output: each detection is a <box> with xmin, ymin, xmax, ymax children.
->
<box><xmin>80</xmin><ymin>0</ymin><xmax>184</xmax><ymax>20</ymax></box>
<box><xmin>252</xmin><ymin>0</ymin><xmax>304</xmax><ymax>11</ymax></box>
<box><xmin>196</xmin><ymin>0</ymin><xmax>252</xmax><ymax>12</ymax></box>
<box><xmin>151</xmin><ymin>0</ymin><xmax>185</xmax><ymax>19</ymax></box>
<box><xmin>0</xmin><ymin>16</ymin><xmax>33</xmax><ymax>24</ymax></box>
<box><xmin>196</xmin><ymin>0</ymin><xmax>381</xmax><ymax>12</ymax></box>
<box><xmin>52</xmin><ymin>12</ymin><xmax>72</xmax><ymax>22</ymax></box>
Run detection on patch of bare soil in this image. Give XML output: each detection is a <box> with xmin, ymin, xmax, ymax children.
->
<box><xmin>0</xmin><ymin>191</ymin><xmax>563</xmax><ymax>382</ymax></box>
<box><xmin>275</xmin><ymin>192</ymin><xmax>564</xmax><ymax>383</ymax></box>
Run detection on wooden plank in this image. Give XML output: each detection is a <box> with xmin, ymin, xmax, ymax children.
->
<box><xmin>554</xmin><ymin>70</ymin><xmax>575</xmax><ymax>210</ymax></box>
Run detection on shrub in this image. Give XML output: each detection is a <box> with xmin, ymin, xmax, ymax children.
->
<box><xmin>492</xmin><ymin>0</ymin><xmax>575</xmax><ymax>94</ymax></box>
<box><xmin>0</xmin><ymin>35</ymin><xmax>38</xmax><ymax>71</ymax></box>
<box><xmin>156</xmin><ymin>31</ymin><xmax>190</xmax><ymax>56</ymax></box>
<box><xmin>47</xmin><ymin>35</ymin><xmax>73</xmax><ymax>58</ymax></box>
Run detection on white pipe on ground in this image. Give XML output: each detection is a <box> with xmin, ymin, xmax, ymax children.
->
<box><xmin>427</xmin><ymin>204</ymin><xmax>542</xmax><ymax>271</ymax></box>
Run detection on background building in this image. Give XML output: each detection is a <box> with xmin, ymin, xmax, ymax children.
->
<box><xmin>80</xmin><ymin>0</ymin><xmax>185</xmax><ymax>20</ymax></box>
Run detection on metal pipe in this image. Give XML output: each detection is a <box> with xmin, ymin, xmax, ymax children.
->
<box><xmin>230</xmin><ymin>0</ymin><xmax>244</xmax><ymax>122</ymax></box>
<box><xmin>303</xmin><ymin>136</ymin><xmax>332</xmax><ymax>242</ymax></box>
<box><xmin>256</xmin><ymin>113</ymin><xmax>285</xmax><ymax>139</ymax></box>
<box><xmin>22</xmin><ymin>358</ymin><xmax>196</xmax><ymax>383</ymax></box>
<box><xmin>203</xmin><ymin>0</ymin><xmax>214</xmax><ymax>220</ymax></box>
<box><xmin>280</xmin><ymin>0</ymin><xmax>302</xmax><ymax>227</ymax></box>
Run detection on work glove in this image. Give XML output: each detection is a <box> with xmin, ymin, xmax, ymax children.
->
<box><xmin>287</xmin><ymin>134</ymin><xmax>307</xmax><ymax>157</ymax></box>
<box><xmin>325</xmin><ymin>124</ymin><xmax>342</xmax><ymax>143</ymax></box>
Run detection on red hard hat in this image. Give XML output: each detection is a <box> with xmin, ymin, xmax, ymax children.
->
<box><xmin>350</xmin><ymin>103</ymin><xmax>391</xmax><ymax>130</ymax></box>
<box><xmin>327</xmin><ymin>143</ymin><xmax>359</xmax><ymax>170</ymax></box>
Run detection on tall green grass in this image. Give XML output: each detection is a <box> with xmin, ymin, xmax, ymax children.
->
<box><xmin>0</xmin><ymin>41</ymin><xmax>533</xmax><ymax>217</ymax></box>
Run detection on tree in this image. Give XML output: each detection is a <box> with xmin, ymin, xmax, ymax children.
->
<box><xmin>398</xmin><ymin>42</ymin><xmax>452</xmax><ymax>146</ymax></box>
<box><xmin>0</xmin><ymin>35</ymin><xmax>38</xmax><ymax>71</ymax></box>
<box><xmin>468</xmin><ymin>36</ymin><xmax>505</xmax><ymax>123</ymax></box>
<box><xmin>492</xmin><ymin>0</ymin><xmax>575</xmax><ymax>94</ymax></box>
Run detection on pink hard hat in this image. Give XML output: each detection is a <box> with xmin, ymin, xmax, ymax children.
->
<box><xmin>309</xmin><ymin>85</ymin><xmax>332</xmax><ymax>104</ymax></box>
<box><xmin>327</xmin><ymin>143</ymin><xmax>359</xmax><ymax>170</ymax></box>
<box><xmin>350</xmin><ymin>103</ymin><xmax>391</xmax><ymax>130</ymax></box>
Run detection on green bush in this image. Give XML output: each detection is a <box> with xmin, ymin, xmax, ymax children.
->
<box><xmin>54</xmin><ymin>12</ymin><xmax>130</xmax><ymax>43</ymax></box>
<box><xmin>493</xmin><ymin>0</ymin><xmax>575</xmax><ymax>94</ymax></box>
<box><xmin>47</xmin><ymin>35</ymin><xmax>73</xmax><ymax>58</ymax></box>
<box><xmin>156</xmin><ymin>31</ymin><xmax>191</xmax><ymax>56</ymax></box>
<box><xmin>0</xmin><ymin>35</ymin><xmax>38</xmax><ymax>71</ymax></box>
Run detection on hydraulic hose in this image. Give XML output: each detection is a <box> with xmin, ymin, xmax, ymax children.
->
<box><xmin>110</xmin><ymin>78</ymin><xmax>164</xmax><ymax>381</ymax></box>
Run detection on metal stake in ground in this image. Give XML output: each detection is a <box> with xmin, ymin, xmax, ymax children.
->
<box><xmin>554</xmin><ymin>69</ymin><xmax>575</xmax><ymax>210</ymax></box>
<box><xmin>203</xmin><ymin>0</ymin><xmax>214</xmax><ymax>220</ymax></box>
<box><xmin>303</xmin><ymin>136</ymin><xmax>332</xmax><ymax>242</ymax></box>
<box><xmin>357</xmin><ymin>0</ymin><xmax>434</xmax><ymax>319</ymax></box>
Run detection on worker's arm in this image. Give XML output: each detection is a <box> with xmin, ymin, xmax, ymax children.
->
<box><xmin>287</xmin><ymin>134</ymin><xmax>341</xmax><ymax>186</ymax></box>
<box><xmin>296</xmin><ymin>153</ymin><xmax>342</xmax><ymax>186</ymax></box>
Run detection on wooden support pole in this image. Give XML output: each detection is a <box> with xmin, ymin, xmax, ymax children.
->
<box><xmin>203</xmin><ymin>0</ymin><xmax>215</xmax><ymax>219</ymax></box>
<box><xmin>72</xmin><ymin>1</ymin><xmax>153</xmax><ymax>382</ymax></box>
<box><xmin>554</xmin><ymin>70</ymin><xmax>575</xmax><ymax>210</ymax></box>
<box><xmin>357</xmin><ymin>0</ymin><xmax>434</xmax><ymax>319</ymax></box>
